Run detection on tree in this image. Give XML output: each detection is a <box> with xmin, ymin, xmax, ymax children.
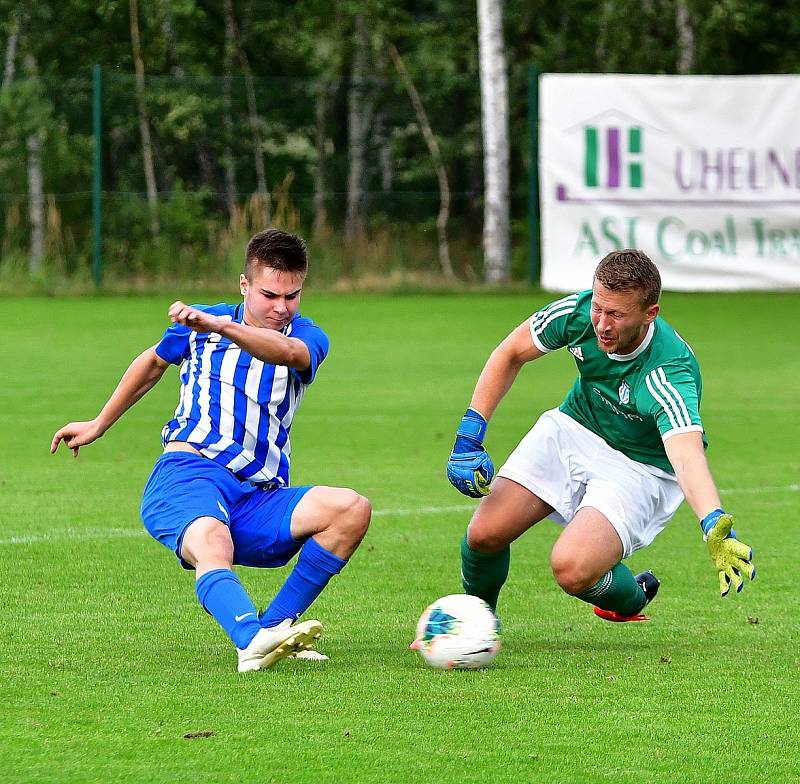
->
<box><xmin>129</xmin><ymin>0</ymin><xmax>160</xmax><ymax>240</ymax></box>
<box><xmin>478</xmin><ymin>0</ymin><xmax>510</xmax><ymax>283</ymax></box>
<box><xmin>386</xmin><ymin>37</ymin><xmax>454</xmax><ymax>279</ymax></box>
<box><xmin>224</xmin><ymin>0</ymin><xmax>271</xmax><ymax>225</ymax></box>
<box><xmin>345</xmin><ymin>14</ymin><xmax>372</xmax><ymax>243</ymax></box>
<box><xmin>24</xmin><ymin>53</ymin><xmax>44</xmax><ymax>275</ymax></box>
<box><xmin>675</xmin><ymin>0</ymin><xmax>695</xmax><ymax>74</ymax></box>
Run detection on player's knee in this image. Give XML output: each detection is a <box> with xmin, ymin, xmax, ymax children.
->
<box><xmin>550</xmin><ymin>551</ymin><xmax>593</xmax><ymax>595</ymax></box>
<box><xmin>466</xmin><ymin>520</ymin><xmax>508</xmax><ymax>554</ymax></box>
<box><xmin>330</xmin><ymin>488</ymin><xmax>372</xmax><ymax>543</ymax></box>
<box><xmin>181</xmin><ymin>517</ymin><xmax>233</xmax><ymax>566</ymax></box>
<box><xmin>345</xmin><ymin>491</ymin><xmax>372</xmax><ymax>542</ymax></box>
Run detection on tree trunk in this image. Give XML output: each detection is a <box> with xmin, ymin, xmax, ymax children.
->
<box><xmin>312</xmin><ymin>74</ymin><xmax>338</xmax><ymax>240</ymax></box>
<box><xmin>129</xmin><ymin>0</ymin><xmax>160</xmax><ymax>240</ymax></box>
<box><xmin>386</xmin><ymin>39</ymin><xmax>454</xmax><ymax>279</ymax></box>
<box><xmin>239</xmin><ymin>52</ymin><xmax>270</xmax><ymax>224</ymax></box>
<box><xmin>222</xmin><ymin>0</ymin><xmax>239</xmax><ymax>224</ymax></box>
<box><xmin>675</xmin><ymin>0</ymin><xmax>695</xmax><ymax>74</ymax></box>
<box><xmin>2</xmin><ymin>12</ymin><xmax>19</xmax><ymax>89</ymax></box>
<box><xmin>373</xmin><ymin>110</ymin><xmax>393</xmax><ymax>193</ymax></box>
<box><xmin>158</xmin><ymin>0</ymin><xmax>184</xmax><ymax>78</ymax></box>
<box><xmin>22</xmin><ymin>54</ymin><xmax>44</xmax><ymax>275</ymax></box>
<box><xmin>477</xmin><ymin>0</ymin><xmax>510</xmax><ymax>283</ymax></box>
<box><xmin>26</xmin><ymin>130</ymin><xmax>44</xmax><ymax>275</ymax></box>
<box><xmin>224</xmin><ymin>0</ymin><xmax>270</xmax><ymax>224</ymax></box>
<box><xmin>345</xmin><ymin>14</ymin><xmax>371</xmax><ymax>243</ymax></box>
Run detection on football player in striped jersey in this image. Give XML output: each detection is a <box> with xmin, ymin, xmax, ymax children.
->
<box><xmin>447</xmin><ymin>249</ymin><xmax>754</xmax><ymax>622</ymax></box>
<box><xmin>52</xmin><ymin>229</ymin><xmax>371</xmax><ymax>671</ymax></box>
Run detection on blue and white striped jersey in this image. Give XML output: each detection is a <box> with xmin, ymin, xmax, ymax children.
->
<box><xmin>154</xmin><ymin>303</ymin><xmax>329</xmax><ymax>486</ymax></box>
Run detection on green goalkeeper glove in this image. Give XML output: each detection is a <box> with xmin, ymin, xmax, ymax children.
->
<box><xmin>701</xmin><ymin>509</ymin><xmax>756</xmax><ymax>597</ymax></box>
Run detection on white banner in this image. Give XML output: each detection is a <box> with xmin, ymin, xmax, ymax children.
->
<box><xmin>540</xmin><ymin>74</ymin><xmax>800</xmax><ymax>291</ymax></box>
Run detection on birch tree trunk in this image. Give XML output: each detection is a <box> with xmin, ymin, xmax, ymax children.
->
<box><xmin>477</xmin><ymin>0</ymin><xmax>510</xmax><ymax>283</ymax></box>
<box><xmin>2</xmin><ymin>12</ymin><xmax>19</xmax><ymax>88</ymax></box>
<box><xmin>345</xmin><ymin>14</ymin><xmax>371</xmax><ymax>243</ymax></box>
<box><xmin>23</xmin><ymin>53</ymin><xmax>43</xmax><ymax>275</ymax></box>
<box><xmin>675</xmin><ymin>0</ymin><xmax>695</xmax><ymax>74</ymax></box>
<box><xmin>26</xmin><ymin>131</ymin><xmax>44</xmax><ymax>274</ymax></box>
<box><xmin>386</xmin><ymin>39</ymin><xmax>454</xmax><ymax>279</ymax></box>
<box><xmin>129</xmin><ymin>0</ymin><xmax>160</xmax><ymax>239</ymax></box>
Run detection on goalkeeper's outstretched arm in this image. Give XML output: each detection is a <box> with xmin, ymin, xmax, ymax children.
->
<box><xmin>447</xmin><ymin>322</ymin><xmax>545</xmax><ymax>498</ymax></box>
<box><xmin>664</xmin><ymin>432</ymin><xmax>755</xmax><ymax>596</ymax></box>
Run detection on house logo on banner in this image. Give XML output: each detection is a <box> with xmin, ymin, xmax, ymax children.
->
<box><xmin>573</xmin><ymin>123</ymin><xmax>644</xmax><ymax>193</ymax></box>
<box><xmin>539</xmin><ymin>75</ymin><xmax>800</xmax><ymax>291</ymax></box>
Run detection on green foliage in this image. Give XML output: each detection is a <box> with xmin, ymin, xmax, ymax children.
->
<box><xmin>1</xmin><ymin>0</ymin><xmax>799</xmax><ymax>283</ymax></box>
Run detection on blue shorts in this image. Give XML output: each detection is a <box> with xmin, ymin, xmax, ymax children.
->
<box><xmin>140</xmin><ymin>452</ymin><xmax>312</xmax><ymax>570</ymax></box>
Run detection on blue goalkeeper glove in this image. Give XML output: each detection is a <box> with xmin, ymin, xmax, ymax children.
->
<box><xmin>701</xmin><ymin>509</ymin><xmax>756</xmax><ymax>597</ymax></box>
<box><xmin>446</xmin><ymin>408</ymin><xmax>494</xmax><ymax>498</ymax></box>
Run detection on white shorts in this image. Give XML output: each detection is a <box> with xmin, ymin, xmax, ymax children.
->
<box><xmin>497</xmin><ymin>409</ymin><xmax>684</xmax><ymax>557</ymax></box>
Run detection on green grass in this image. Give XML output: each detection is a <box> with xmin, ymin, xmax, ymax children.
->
<box><xmin>1</xmin><ymin>291</ymin><xmax>798</xmax><ymax>783</ymax></box>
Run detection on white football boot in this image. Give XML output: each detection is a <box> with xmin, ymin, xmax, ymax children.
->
<box><xmin>237</xmin><ymin>619</ymin><xmax>323</xmax><ymax>672</ymax></box>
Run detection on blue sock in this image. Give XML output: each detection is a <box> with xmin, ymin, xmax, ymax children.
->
<box><xmin>195</xmin><ymin>568</ymin><xmax>262</xmax><ymax>649</ymax></box>
<box><xmin>259</xmin><ymin>538</ymin><xmax>347</xmax><ymax>628</ymax></box>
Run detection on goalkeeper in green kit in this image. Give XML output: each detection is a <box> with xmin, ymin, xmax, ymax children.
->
<box><xmin>446</xmin><ymin>249</ymin><xmax>755</xmax><ymax>621</ymax></box>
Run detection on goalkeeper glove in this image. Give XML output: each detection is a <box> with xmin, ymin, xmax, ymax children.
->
<box><xmin>446</xmin><ymin>408</ymin><xmax>494</xmax><ymax>498</ymax></box>
<box><xmin>701</xmin><ymin>509</ymin><xmax>756</xmax><ymax>597</ymax></box>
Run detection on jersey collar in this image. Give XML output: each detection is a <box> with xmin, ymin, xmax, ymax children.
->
<box><xmin>607</xmin><ymin>321</ymin><xmax>655</xmax><ymax>362</ymax></box>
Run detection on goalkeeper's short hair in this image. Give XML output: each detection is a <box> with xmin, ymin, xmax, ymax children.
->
<box><xmin>594</xmin><ymin>249</ymin><xmax>661</xmax><ymax>307</ymax></box>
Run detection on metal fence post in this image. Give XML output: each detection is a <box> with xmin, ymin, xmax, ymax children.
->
<box><xmin>92</xmin><ymin>64</ymin><xmax>103</xmax><ymax>288</ymax></box>
<box><xmin>528</xmin><ymin>64</ymin><xmax>540</xmax><ymax>286</ymax></box>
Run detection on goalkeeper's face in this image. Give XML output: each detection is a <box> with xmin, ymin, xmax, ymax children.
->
<box><xmin>590</xmin><ymin>282</ymin><xmax>660</xmax><ymax>355</ymax></box>
<box><xmin>240</xmin><ymin>267</ymin><xmax>305</xmax><ymax>330</ymax></box>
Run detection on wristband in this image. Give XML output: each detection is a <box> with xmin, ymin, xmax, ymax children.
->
<box><xmin>456</xmin><ymin>408</ymin><xmax>488</xmax><ymax>444</ymax></box>
<box><xmin>700</xmin><ymin>508</ymin><xmax>725</xmax><ymax>535</ymax></box>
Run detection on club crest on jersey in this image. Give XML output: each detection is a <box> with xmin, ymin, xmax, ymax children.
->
<box><xmin>618</xmin><ymin>381</ymin><xmax>631</xmax><ymax>405</ymax></box>
<box><xmin>569</xmin><ymin>345</ymin><xmax>584</xmax><ymax>361</ymax></box>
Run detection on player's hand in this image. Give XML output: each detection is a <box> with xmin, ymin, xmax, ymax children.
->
<box><xmin>168</xmin><ymin>301</ymin><xmax>223</xmax><ymax>334</ymax></box>
<box><xmin>50</xmin><ymin>420</ymin><xmax>105</xmax><ymax>458</ymax></box>
<box><xmin>701</xmin><ymin>509</ymin><xmax>756</xmax><ymax>597</ymax></box>
<box><xmin>446</xmin><ymin>409</ymin><xmax>495</xmax><ymax>498</ymax></box>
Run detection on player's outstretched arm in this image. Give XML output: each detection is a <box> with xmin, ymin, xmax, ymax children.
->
<box><xmin>664</xmin><ymin>432</ymin><xmax>755</xmax><ymax>596</ymax></box>
<box><xmin>447</xmin><ymin>322</ymin><xmax>545</xmax><ymax>497</ymax></box>
<box><xmin>51</xmin><ymin>347</ymin><xmax>169</xmax><ymax>458</ymax></box>
<box><xmin>167</xmin><ymin>301</ymin><xmax>311</xmax><ymax>370</ymax></box>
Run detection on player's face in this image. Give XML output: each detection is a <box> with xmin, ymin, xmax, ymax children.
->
<box><xmin>240</xmin><ymin>267</ymin><xmax>305</xmax><ymax>330</ymax></box>
<box><xmin>590</xmin><ymin>282</ymin><xmax>659</xmax><ymax>355</ymax></box>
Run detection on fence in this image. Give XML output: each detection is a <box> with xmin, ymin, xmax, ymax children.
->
<box><xmin>0</xmin><ymin>66</ymin><xmax>490</xmax><ymax>287</ymax></box>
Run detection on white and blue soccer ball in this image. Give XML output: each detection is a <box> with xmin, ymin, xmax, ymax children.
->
<box><xmin>411</xmin><ymin>594</ymin><xmax>501</xmax><ymax>670</ymax></box>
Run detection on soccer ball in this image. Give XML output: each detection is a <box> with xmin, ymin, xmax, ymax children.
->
<box><xmin>411</xmin><ymin>594</ymin><xmax>501</xmax><ymax>670</ymax></box>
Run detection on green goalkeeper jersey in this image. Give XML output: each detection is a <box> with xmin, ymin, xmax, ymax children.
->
<box><xmin>529</xmin><ymin>290</ymin><xmax>705</xmax><ymax>474</ymax></box>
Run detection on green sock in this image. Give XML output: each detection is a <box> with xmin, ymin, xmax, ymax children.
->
<box><xmin>576</xmin><ymin>562</ymin><xmax>646</xmax><ymax>615</ymax></box>
<box><xmin>460</xmin><ymin>534</ymin><xmax>510</xmax><ymax>612</ymax></box>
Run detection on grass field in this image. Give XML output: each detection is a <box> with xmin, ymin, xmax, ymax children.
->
<box><xmin>2</xmin><ymin>291</ymin><xmax>798</xmax><ymax>783</ymax></box>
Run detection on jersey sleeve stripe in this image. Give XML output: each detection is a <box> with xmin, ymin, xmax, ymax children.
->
<box><xmin>530</xmin><ymin>294</ymin><xmax>579</xmax><ymax>328</ymax></box>
<box><xmin>646</xmin><ymin>368</ymin><xmax>691</xmax><ymax>428</ymax></box>
<box><xmin>531</xmin><ymin>304</ymin><xmax>578</xmax><ymax>336</ymax></box>
<box><xmin>656</xmin><ymin>367</ymin><xmax>693</xmax><ymax>425</ymax></box>
<box><xmin>530</xmin><ymin>328</ymin><xmax>554</xmax><ymax>353</ymax></box>
<box><xmin>645</xmin><ymin>373</ymin><xmax>680</xmax><ymax>430</ymax></box>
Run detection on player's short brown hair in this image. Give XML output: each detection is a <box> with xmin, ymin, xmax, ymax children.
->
<box><xmin>593</xmin><ymin>249</ymin><xmax>661</xmax><ymax>307</ymax></box>
<box><xmin>244</xmin><ymin>229</ymin><xmax>308</xmax><ymax>280</ymax></box>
